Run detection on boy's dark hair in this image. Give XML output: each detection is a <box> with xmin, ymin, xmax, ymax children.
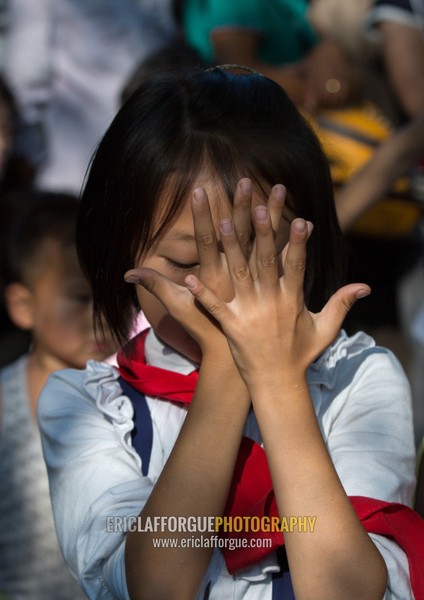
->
<box><xmin>78</xmin><ymin>68</ymin><xmax>347</xmax><ymax>345</ymax></box>
<box><xmin>0</xmin><ymin>191</ymin><xmax>79</xmax><ymax>287</ymax></box>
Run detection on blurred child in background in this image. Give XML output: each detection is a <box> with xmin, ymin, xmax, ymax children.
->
<box><xmin>0</xmin><ymin>191</ymin><xmax>116</xmax><ymax>599</ymax></box>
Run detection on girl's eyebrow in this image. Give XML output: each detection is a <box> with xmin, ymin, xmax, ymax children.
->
<box><xmin>164</xmin><ymin>231</ymin><xmax>196</xmax><ymax>242</ymax></box>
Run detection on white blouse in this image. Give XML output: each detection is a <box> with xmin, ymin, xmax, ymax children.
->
<box><xmin>38</xmin><ymin>329</ymin><xmax>416</xmax><ymax>599</ymax></box>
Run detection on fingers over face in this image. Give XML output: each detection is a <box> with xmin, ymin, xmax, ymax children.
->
<box><xmin>191</xmin><ymin>188</ymin><xmax>221</xmax><ymax>272</ymax></box>
<box><xmin>252</xmin><ymin>205</ymin><xmax>279</xmax><ymax>288</ymax></box>
<box><xmin>219</xmin><ymin>217</ymin><xmax>254</xmax><ymax>290</ymax></box>
<box><xmin>185</xmin><ymin>274</ymin><xmax>226</xmax><ymax>321</ymax></box>
<box><xmin>267</xmin><ymin>184</ymin><xmax>286</xmax><ymax>233</ymax></box>
<box><xmin>232</xmin><ymin>178</ymin><xmax>253</xmax><ymax>259</ymax></box>
<box><xmin>124</xmin><ymin>267</ymin><xmax>189</xmax><ymax>314</ymax></box>
<box><xmin>281</xmin><ymin>218</ymin><xmax>312</xmax><ymax>297</ymax></box>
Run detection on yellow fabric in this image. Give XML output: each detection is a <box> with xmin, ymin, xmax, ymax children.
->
<box><xmin>309</xmin><ymin>104</ymin><xmax>421</xmax><ymax>238</ymax></box>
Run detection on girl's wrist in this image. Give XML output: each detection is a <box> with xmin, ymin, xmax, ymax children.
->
<box><xmin>246</xmin><ymin>369</ymin><xmax>309</xmax><ymax>403</ymax></box>
<box><xmin>201</xmin><ymin>345</ymin><xmax>238</xmax><ymax>373</ymax></box>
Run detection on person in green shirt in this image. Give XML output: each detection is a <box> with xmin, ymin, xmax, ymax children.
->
<box><xmin>178</xmin><ymin>0</ymin><xmax>362</xmax><ymax>110</ymax></box>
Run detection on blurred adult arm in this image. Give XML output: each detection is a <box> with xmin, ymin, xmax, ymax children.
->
<box><xmin>379</xmin><ymin>19</ymin><xmax>424</xmax><ymax>118</ymax></box>
<box><xmin>336</xmin><ymin>112</ymin><xmax>424</xmax><ymax>231</ymax></box>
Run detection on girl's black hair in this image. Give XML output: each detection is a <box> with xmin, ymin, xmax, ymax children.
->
<box><xmin>77</xmin><ymin>68</ymin><xmax>347</xmax><ymax>345</ymax></box>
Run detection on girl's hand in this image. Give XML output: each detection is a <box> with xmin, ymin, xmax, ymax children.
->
<box><xmin>124</xmin><ymin>191</ymin><xmax>225</xmax><ymax>354</ymax></box>
<box><xmin>124</xmin><ymin>179</ymin><xmax>286</xmax><ymax>355</ymax></box>
<box><xmin>184</xmin><ymin>204</ymin><xmax>370</xmax><ymax>387</ymax></box>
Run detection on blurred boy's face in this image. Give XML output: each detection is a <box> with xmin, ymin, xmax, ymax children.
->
<box><xmin>25</xmin><ymin>239</ymin><xmax>116</xmax><ymax>369</ymax></box>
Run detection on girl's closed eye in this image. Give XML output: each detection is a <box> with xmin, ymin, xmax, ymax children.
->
<box><xmin>165</xmin><ymin>258</ymin><xmax>200</xmax><ymax>271</ymax></box>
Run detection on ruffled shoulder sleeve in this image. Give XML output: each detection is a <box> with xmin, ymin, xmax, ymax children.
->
<box><xmin>38</xmin><ymin>361</ymin><xmax>153</xmax><ymax>599</ymax></box>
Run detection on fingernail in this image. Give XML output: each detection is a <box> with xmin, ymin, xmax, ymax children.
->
<box><xmin>273</xmin><ymin>184</ymin><xmax>286</xmax><ymax>201</ymax></box>
<box><xmin>124</xmin><ymin>271</ymin><xmax>141</xmax><ymax>284</ymax></box>
<box><xmin>193</xmin><ymin>188</ymin><xmax>206</xmax><ymax>203</ymax></box>
<box><xmin>306</xmin><ymin>221</ymin><xmax>314</xmax><ymax>236</ymax></box>
<box><xmin>185</xmin><ymin>275</ymin><xmax>197</xmax><ymax>289</ymax></box>
<box><xmin>293</xmin><ymin>218</ymin><xmax>307</xmax><ymax>234</ymax></box>
<box><xmin>255</xmin><ymin>205</ymin><xmax>268</xmax><ymax>222</ymax></box>
<box><xmin>220</xmin><ymin>218</ymin><xmax>234</xmax><ymax>234</ymax></box>
<box><xmin>356</xmin><ymin>287</ymin><xmax>371</xmax><ymax>299</ymax></box>
<box><xmin>240</xmin><ymin>178</ymin><xmax>252</xmax><ymax>194</ymax></box>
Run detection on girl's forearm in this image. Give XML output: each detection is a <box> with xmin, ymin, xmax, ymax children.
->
<box><xmin>125</xmin><ymin>351</ymin><xmax>250</xmax><ymax>600</ymax></box>
<box><xmin>251</xmin><ymin>377</ymin><xmax>387</xmax><ymax>600</ymax></box>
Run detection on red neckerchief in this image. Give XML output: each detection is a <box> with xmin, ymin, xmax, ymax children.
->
<box><xmin>117</xmin><ymin>329</ymin><xmax>198</xmax><ymax>403</ymax></box>
<box><xmin>118</xmin><ymin>330</ymin><xmax>424</xmax><ymax>597</ymax></box>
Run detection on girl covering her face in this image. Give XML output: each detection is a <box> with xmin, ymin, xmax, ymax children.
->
<box><xmin>38</xmin><ymin>68</ymin><xmax>421</xmax><ymax>600</ymax></box>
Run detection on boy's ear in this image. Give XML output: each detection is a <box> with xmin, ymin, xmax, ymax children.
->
<box><xmin>4</xmin><ymin>283</ymin><xmax>35</xmax><ymax>330</ymax></box>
